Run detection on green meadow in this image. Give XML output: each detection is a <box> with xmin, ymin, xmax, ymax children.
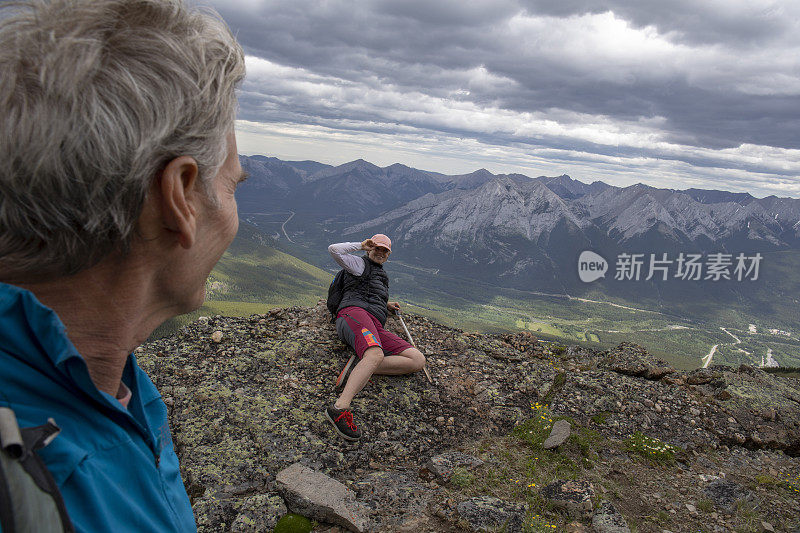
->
<box><xmin>149</xmin><ymin>223</ymin><xmax>329</xmax><ymax>340</ymax></box>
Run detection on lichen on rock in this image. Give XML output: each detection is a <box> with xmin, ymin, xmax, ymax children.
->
<box><xmin>136</xmin><ymin>303</ymin><xmax>800</xmax><ymax>531</ymax></box>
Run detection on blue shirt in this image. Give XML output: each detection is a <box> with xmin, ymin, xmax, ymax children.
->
<box><xmin>0</xmin><ymin>282</ymin><xmax>195</xmax><ymax>532</ymax></box>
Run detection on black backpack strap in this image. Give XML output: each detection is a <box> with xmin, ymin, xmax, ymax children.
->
<box><xmin>327</xmin><ymin>269</ymin><xmax>345</xmax><ymax>322</ymax></box>
<box><xmin>0</xmin><ymin>408</ymin><xmax>74</xmax><ymax>533</ymax></box>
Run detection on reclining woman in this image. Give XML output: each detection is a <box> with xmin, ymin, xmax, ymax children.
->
<box><xmin>326</xmin><ymin>234</ymin><xmax>426</xmax><ymax>441</ymax></box>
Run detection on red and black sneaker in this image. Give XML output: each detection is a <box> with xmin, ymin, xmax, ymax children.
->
<box><xmin>325</xmin><ymin>404</ymin><xmax>362</xmax><ymax>441</ymax></box>
<box><xmin>334</xmin><ymin>354</ymin><xmax>357</xmax><ymax>390</ymax></box>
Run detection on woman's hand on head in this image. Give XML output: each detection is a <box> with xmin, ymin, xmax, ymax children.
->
<box><xmin>361</xmin><ymin>239</ymin><xmax>375</xmax><ymax>251</ymax></box>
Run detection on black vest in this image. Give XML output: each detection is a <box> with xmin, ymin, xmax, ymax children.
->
<box><xmin>337</xmin><ymin>256</ymin><xmax>389</xmax><ymax>325</ymax></box>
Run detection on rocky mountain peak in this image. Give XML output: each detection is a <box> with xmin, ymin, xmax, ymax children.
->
<box><xmin>384</xmin><ymin>162</ymin><xmax>414</xmax><ymax>174</ymax></box>
<box><xmin>138</xmin><ymin>304</ymin><xmax>800</xmax><ymax>531</ymax></box>
<box><xmin>445</xmin><ymin>168</ymin><xmax>498</xmax><ymax>189</ymax></box>
<box><xmin>310</xmin><ymin>158</ymin><xmax>383</xmax><ymax>180</ymax></box>
<box><xmin>685</xmin><ymin>188</ymin><xmax>757</xmax><ymax>206</ymax></box>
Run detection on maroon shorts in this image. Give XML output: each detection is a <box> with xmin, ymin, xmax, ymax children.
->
<box><xmin>335</xmin><ymin>306</ymin><xmax>412</xmax><ymax>359</ymax></box>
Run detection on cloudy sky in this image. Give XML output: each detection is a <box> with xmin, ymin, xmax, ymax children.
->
<box><xmin>208</xmin><ymin>0</ymin><xmax>800</xmax><ymax>198</ymax></box>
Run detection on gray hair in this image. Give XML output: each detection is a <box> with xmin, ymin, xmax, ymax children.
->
<box><xmin>0</xmin><ymin>0</ymin><xmax>245</xmax><ymax>279</ymax></box>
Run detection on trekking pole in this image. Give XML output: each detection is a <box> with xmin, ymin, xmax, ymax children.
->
<box><xmin>396</xmin><ymin>311</ymin><xmax>433</xmax><ymax>384</ymax></box>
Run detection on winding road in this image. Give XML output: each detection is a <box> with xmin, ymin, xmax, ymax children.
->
<box><xmin>241</xmin><ymin>211</ymin><xmax>296</xmax><ymax>243</ymax></box>
<box><xmin>701</xmin><ymin>344</ymin><xmax>718</xmax><ymax>368</ymax></box>
<box><xmin>702</xmin><ymin>327</ymin><xmax>750</xmax><ymax>368</ymax></box>
<box><xmin>281</xmin><ymin>211</ymin><xmax>295</xmax><ymax>243</ymax></box>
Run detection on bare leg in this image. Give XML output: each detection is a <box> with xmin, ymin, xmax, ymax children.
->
<box><xmin>335</xmin><ymin>348</ymin><xmax>426</xmax><ymax>409</ymax></box>
<box><xmin>373</xmin><ymin>347</ymin><xmax>425</xmax><ymax>375</ymax></box>
<box><xmin>335</xmin><ymin>346</ymin><xmax>383</xmax><ymax>409</ymax></box>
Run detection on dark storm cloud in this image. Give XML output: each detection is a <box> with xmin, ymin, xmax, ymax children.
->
<box><xmin>211</xmin><ymin>0</ymin><xmax>800</xmax><ymax>195</ymax></box>
<box><xmin>214</xmin><ymin>0</ymin><xmax>505</xmax><ymax>86</ymax></box>
<box><xmin>519</xmin><ymin>0</ymin><xmax>795</xmax><ymax>47</ymax></box>
<box><xmin>494</xmin><ymin>74</ymin><xmax>800</xmax><ymax>150</ymax></box>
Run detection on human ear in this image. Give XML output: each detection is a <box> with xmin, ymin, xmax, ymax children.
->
<box><xmin>159</xmin><ymin>156</ymin><xmax>200</xmax><ymax>249</ymax></box>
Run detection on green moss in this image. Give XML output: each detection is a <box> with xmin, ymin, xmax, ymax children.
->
<box><xmin>754</xmin><ymin>474</ymin><xmax>779</xmax><ymax>486</ymax></box>
<box><xmin>273</xmin><ymin>513</ymin><xmax>313</xmax><ymax>533</ymax></box>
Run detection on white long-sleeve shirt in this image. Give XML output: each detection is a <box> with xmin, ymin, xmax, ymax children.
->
<box><xmin>328</xmin><ymin>242</ymin><xmax>366</xmax><ymax>276</ymax></box>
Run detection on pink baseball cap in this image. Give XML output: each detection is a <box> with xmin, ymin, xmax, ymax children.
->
<box><xmin>371</xmin><ymin>234</ymin><xmax>392</xmax><ymax>251</ymax></box>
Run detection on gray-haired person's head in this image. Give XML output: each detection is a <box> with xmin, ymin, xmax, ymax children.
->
<box><xmin>0</xmin><ymin>0</ymin><xmax>245</xmax><ymax>280</ymax></box>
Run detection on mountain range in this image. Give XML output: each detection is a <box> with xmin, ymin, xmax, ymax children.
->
<box><xmin>237</xmin><ymin>156</ymin><xmax>800</xmax><ymax>291</ymax></box>
<box><xmin>240</xmin><ymin>156</ymin><xmax>800</xmax><ymax>245</ymax></box>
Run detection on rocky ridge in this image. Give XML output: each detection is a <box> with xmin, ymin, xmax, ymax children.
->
<box><xmin>138</xmin><ymin>303</ymin><xmax>800</xmax><ymax>532</ymax></box>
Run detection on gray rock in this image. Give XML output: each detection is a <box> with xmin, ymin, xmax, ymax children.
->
<box><xmin>593</xmin><ymin>395</ymin><xmax>618</xmax><ymax>413</ymax></box>
<box><xmin>424</xmin><ymin>451</ymin><xmax>484</xmax><ymax>484</ymax></box>
<box><xmin>599</xmin><ymin>342</ymin><xmax>663</xmax><ymax>378</ymax></box>
<box><xmin>538</xmin><ymin>382</ymin><xmax>552</xmax><ymax>399</ymax></box>
<box><xmin>354</xmin><ymin>470</ymin><xmax>434</xmax><ymax>529</ymax></box>
<box><xmin>276</xmin><ymin>463</ymin><xmax>370</xmax><ymax>532</ymax></box>
<box><xmin>591</xmin><ymin>501</ymin><xmax>630</xmax><ymax>533</ymax></box>
<box><xmin>230</xmin><ymin>493</ymin><xmax>286</xmax><ymax>532</ymax></box>
<box><xmin>543</xmin><ymin>419</ymin><xmax>571</xmax><ymax>449</ymax></box>
<box><xmin>192</xmin><ymin>492</ymin><xmax>238</xmax><ymax>532</ymax></box>
<box><xmin>457</xmin><ymin>496</ymin><xmax>526</xmax><ymax>533</ymax></box>
<box><xmin>541</xmin><ymin>480</ymin><xmax>594</xmax><ymax>519</ymax></box>
<box><xmin>702</xmin><ymin>479</ymin><xmax>754</xmax><ymax>514</ymax></box>
<box><xmin>686</xmin><ymin>369</ymin><xmax>714</xmax><ymax>385</ymax></box>
<box><xmin>714</xmin><ymin>390</ymin><xmax>732</xmax><ymax>400</ymax></box>
<box><xmin>644</xmin><ymin>366</ymin><xmax>675</xmax><ymax>380</ymax></box>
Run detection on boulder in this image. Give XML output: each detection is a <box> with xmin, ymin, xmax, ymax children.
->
<box><xmin>714</xmin><ymin>390</ymin><xmax>732</xmax><ymax>400</ymax></box>
<box><xmin>702</xmin><ymin>479</ymin><xmax>754</xmax><ymax>514</ymax></box>
<box><xmin>354</xmin><ymin>470</ymin><xmax>434</xmax><ymax>529</ymax></box>
<box><xmin>276</xmin><ymin>463</ymin><xmax>370</xmax><ymax>532</ymax></box>
<box><xmin>591</xmin><ymin>501</ymin><xmax>630</xmax><ymax>533</ymax></box>
<box><xmin>457</xmin><ymin>496</ymin><xmax>526</xmax><ymax>533</ymax></box>
<box><xmin>540</xmin><ymin>480</ymin><xmax>594</xmax><ymax>519</ymax></box>
<box><xmin>599</xmin><ymin>342</ymin><xmax>673</xmax><ymax>380</ymax></box>
<box><xmin>543</xmin><ymin>419</ymin><xmax>571</xmax><ymax>449</ymax></box>
<box><xmin>644</xmin><ymin>366</ymin><xmax>675</xmax><ymax>380</ymax></box>
<box><xmin>686</xmin><ymin>369</ymin><xmax>714</xmax><ymax>385</ymax></box>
